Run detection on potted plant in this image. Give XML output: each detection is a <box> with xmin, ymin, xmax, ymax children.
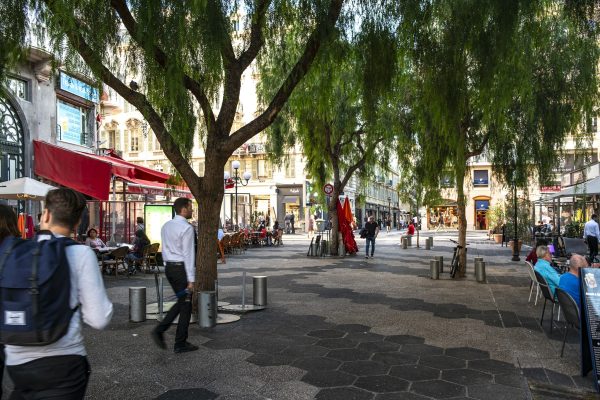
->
<box><xmin>487</xmin><ymin>204</ymin><xmax>505</xmax><ymax>244</ymax></box>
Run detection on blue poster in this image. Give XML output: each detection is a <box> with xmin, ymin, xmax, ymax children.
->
<box><xmin>57</xmin><ymin>101</ymin><xmax>83</xmax><ymax>144</ymax></box>
<box><xmin>59</xmin><ymin>72</ymin><xmax>99</xmax><ymax>103</ymax></box>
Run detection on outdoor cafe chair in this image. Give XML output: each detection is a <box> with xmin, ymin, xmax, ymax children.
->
<box><xmin>222</xmin><ymin>234</ymin><xmax>232</xmax><ymax>254</ymax></box>
<box><xmin>101</xmin><ymin>246</ymin><xmax>130</xmax><ymax>277</ymax></box>
<box><xmin>525</xmin><ymin>261</ymin><xmax>540</xmax><ymax>306</ymax></box>
<box><xmin>534</xmin><ymin>270</ymin><xmax>561</xmax><ymax>333</ymax></box>
<box><xmin>146</xmin><ymin>243</ymin><xmax>160</xmax><ymax>272</ymax></box>
<box><xmin>555</xmin><ymin>288</ymin><xmax>580</xmax><ymax>357</ymax></box>
<box><xmin>230</xmin><ymin>232</ymin><xmax>241</xmax><ymax>254</ymax></box>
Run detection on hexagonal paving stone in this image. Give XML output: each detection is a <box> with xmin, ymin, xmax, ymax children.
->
<box><xmin>372</xmin><ymin>352</ymin><xmax>419</xmax><ymax>366</ymax></box>
<box><xmin>468</xmin><ymin>383</ymin><xmax>527</xmax><ymax>400</ymax></box>
<box><xmin>442</xmin><ymin>368</ymin><xmax>493</xmax><ymax>386</ymax></box>
<box><xmin>469</xmin><ymin>359</ymin><xmax>518</xmax><ymax>375</ymax></box>
<box><xmin>374</xmin><ymin>393</ymin><xmax>430</xmax><ymax>400</ymax></box>
<box><xmin>327</xmin><ymin>348</ymin><xmax>372</xmax><ymax>362</ymax></box>
<box><xmin>389</xmin><ymin>365</ymin><xmax>441</xmax><ymax>381</ymax></box>
<box><xmin>354</xmin><ymin>375</ymin><xmax>410</xmax><ymax>393</ymax></box>
<box><xmin>156</xmin><ymin>388</ymin><xmax>218</xmax><ymax>399</ymax></box>
<box><xmin>358</xmin><ymin>341</ymin><xmax>400</xmax><ymax>353</ymax></box>
<box><xmin>445</xmin><ymin>347</ymin><xmax>490</xmax><ymax>361</ymax></box>
<box><xmin>341</xmin><ymin>360</ymin><xmax>390</xmax><ymax>376</ymax></box>
<box><xmin>316</xmin><ymin>338</ymin><xmax>358</xmax><ymax>349</ymax></box>
<box><xmin>301</xmin><ymin>370</ymin><xmax>357</xmax><ymax>388</ymax></box>
<box><xmin>245</xmin><ymin>353</ymin><xmax>296</xmax><ymax>367</ymax></box>
<box><xmin>419</xmin><ymin>355</ymin><xmax>466</xmax><ymax>370</ymax></box>
<box><xmin>336</xmin><ymin>324</ymin><xmax>372</xmax><ymax>333</ymax></box>
<box><xmin>494</xmin><ymin>373</ymin><xmax>527</xmax><ymax>388</ymax></box>
<box><xmin>316</xmin><ymin>387</ymin><xmax>374</xmax><ymax>400</ymax></box>
<box><xmin>385</xmin><ymin>335</ymin><xmax>425</xmax><ymax>345</ymax></box>
<box><xmin>280</xmin><ymin>344</ymin><xmax>329</xmax><ymax>358</ymax></box>
<box><xmin>346</xmin><ymin>332</ymin><xmax>386</xmax><ymax>343</ymax></box>
<box><xmin>308</xmin><ymin>329</ymin><xmax>347</xmax><ymax>339</ymax></box>
<box><xmin>410</xmin><ymin>380</ymin><xmax>465</xmax><ymax>399</ymax></box>
<box><xmin>400</xmin><ymin>344</ymin><xmax>444</xmax><ymax>356</ymax></box>
<box><xmin>292</xmin><ymin>356</ymin><xmax>342</xmax><ymax>371</ymax></box>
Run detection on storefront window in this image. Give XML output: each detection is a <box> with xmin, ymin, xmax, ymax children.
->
<box><xmin>57</xmin><ymin>100</ymin><xmax>90</xmax><ymax>146</ymax></box>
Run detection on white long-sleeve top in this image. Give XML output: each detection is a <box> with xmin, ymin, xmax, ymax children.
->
<box><xmin>584</xmin><ymin>219</ymin><xmax>600</xmax><ymax>239</ymax></box>
<box><xmin>161</xmin><ymin>215</ymin><xmax>196</xmax><ymax>282</ymax></box>
<box><xmin>6</xmin><ymin>236</ymin><xmax>113</xmax><ymax>366</ymax></box>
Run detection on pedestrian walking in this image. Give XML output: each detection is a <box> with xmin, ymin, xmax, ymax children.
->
<box><xmin>290</xmin><ymin>212</ymin><xmax>295</xmax><ymax>234</ymax></box>
<box><xmin>584</xmin><ymin>214</ymin><xmax>600</xmax><ymax>263</ymax></box>
<box><xmin>3</xmin><ymin>189</ymin><xmax>113</xmax><ymax>400</ymax></box>
<box><xmin>152</xmin><ymin>198</ymin><xmax>198</xmax><ymax>353</ymax></box>
<box><xmin>386</xmin><ymin>217</ymin><xmax>391</xmax><ymax>233</ymax></box>
<box><xmin>364</xmin><ymin>216</ymin><xmax>379</xmax><ymax>259</ymax></box>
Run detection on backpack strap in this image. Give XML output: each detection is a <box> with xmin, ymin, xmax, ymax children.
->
<box><xmin>30</xmin><ymin>241</ymin><xmax>43</xmax><ymax>343</ymax></box>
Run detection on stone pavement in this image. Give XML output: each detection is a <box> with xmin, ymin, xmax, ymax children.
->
<box><xmin>76</xmin><ymin>230</ymin><xmax>600</xmax><ymax>399</ymax></box>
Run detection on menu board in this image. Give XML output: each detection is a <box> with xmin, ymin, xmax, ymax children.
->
<box><xmin>580</xmin><ymin>268</ymin><xmax>600</xmax><ymax>391</ymax></box>
<box><xmin>144</xmin><ymin>205</ymin><xmax>173</xmax><ymax>252</ymax></box>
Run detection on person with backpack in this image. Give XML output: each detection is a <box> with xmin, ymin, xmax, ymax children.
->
<box><xmin>1</xmin><ymin>189</ymin><xmax>113</xmax><ymax>400</ymax></box>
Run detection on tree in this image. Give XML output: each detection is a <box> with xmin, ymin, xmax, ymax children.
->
<box><xmin>397</xmin><ymin>0</ymin><xmax>599</xmax><ymax>276</ymax></box>
<box><xmin>260</xmin><ymin>29</ymin><xmax>403</xmax><ymax>255</ymax></box>
<box><xmin>0</xmin><ymin>0</ymin><xmax>370</xmax><ymax>290</ymax></box>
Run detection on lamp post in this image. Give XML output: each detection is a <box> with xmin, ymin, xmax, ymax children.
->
<box><xmin>512</xmin><ymin>183</ymin><xmax>520</xmax><ymax>261</ymax></box>
<box><xmin>224</xmin><ymin>160</ymin><xmax>251</xmax><ymax>230</ymax></box>
<box><xmin>387</xmin><ymin>196</ymin><xmax>391</xmax><ymax>228</ymax></box>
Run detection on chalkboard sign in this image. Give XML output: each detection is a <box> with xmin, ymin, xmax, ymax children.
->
<box><xmin>580</xmin><ymin>268</ymin><xmax>600</xmax><ymax>391</ymax></box>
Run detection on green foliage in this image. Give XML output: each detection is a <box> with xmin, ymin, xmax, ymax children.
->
<box><xmin>505</xmin><ymin>195</ymin><xmax>532</xmax><ymax>241</ymax></box>
<box><xmin>564</xmin><ymin>222</ymin><xmax>584</xmax><ymax>238</ymax></box>
<box><xmin>486</xmin><ymin>204</ymin><xmax>505</xmax><ymax>234</ymax></box>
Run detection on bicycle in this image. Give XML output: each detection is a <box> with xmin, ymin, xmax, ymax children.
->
<box><xmin>449</xmin><ymin>239</ymin><xmax>469</xmax><ymax>278</ymax></box>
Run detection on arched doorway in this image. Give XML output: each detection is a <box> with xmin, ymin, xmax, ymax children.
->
<box><xmin>0</xmin><ymin>92</ymin><xmax>25</xmax><ymax>182</ymax></box>
<box><xmin>473</xmin><ymin>196</ymin><xmax>491</xmax><ymax>230</ymax></box>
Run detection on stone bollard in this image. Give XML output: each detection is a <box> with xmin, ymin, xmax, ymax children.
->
<box><xmin>434</xmin><ymin>256</ymin><xmax>444</xmax><ymax>273</ymax></box>
<box><xmin>253</xmin><ymin>276</ymin><xmax>268</xmax><ymax>306</ymax></box>
<box><xmin>198</xmin><ymin>291</ymin><xmax>217</xmax><ymax>328</ymax></box>
<box><xmin>425</xmin><ymin>237</ymin><xmax>431</xmax><ymax>250</ymax></box>
<box><xmin>430</xmin><ymin>260</ymin><xmax>440</xmax><ymax>279</ymax></box>
<box><xmin>428</xmin><ymin>237</ymin><xmax>434</xmax><ymax>248</ymax></box>
<box><xmin>475</xmin><ymin>261</ymin><xmax>486</xmax><ymax>283</ymax></box>
<box><xmin>129</xmin><ymin>287</ymin><xmax>146</xmax><ymax>322</ymax></box>
<box><xmin>402</xmin><ymin>237</ymin><xmax>408</xmax><ymax>249</ymax></box>
<box><xmin>407</xmin><ymin>235</ymin><xmax>412</xmax><ymax>247</ymax></box>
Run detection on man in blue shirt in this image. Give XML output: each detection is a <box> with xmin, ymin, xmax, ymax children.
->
<box><xmin>559</xmin><ymin>254</ymin><xmax>584</xmax><ymax>307</ymax></box>
<box><xmin>534</xmin><ymin>245</ymin><xmax>561</xmax><ymax>297</ymax></box>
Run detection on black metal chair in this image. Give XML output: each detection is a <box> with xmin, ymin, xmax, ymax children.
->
<box><xmin>535</xmin><ymin>270</ymin><xmax>560</xmax><ymax>333</ymax></box>
<box><xmin>555</xmin><ymin>288</ymin><xmax>580</xmax><ymax>357</ymax></box>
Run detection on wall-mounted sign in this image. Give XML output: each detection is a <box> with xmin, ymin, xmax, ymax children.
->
<box><xmin>57</xmin><ymin>100</ymin><xmax>84</xmax><ymax>145</ymax></box>
<box><xmin>59</xmin><ymin>72</ymin><xmax>99</xmax><ymax>103</ymax></box>
<box><xmin>540</xmin><ymin>185</ymin><xmax>561</xmax><ymax>193</ymax></box>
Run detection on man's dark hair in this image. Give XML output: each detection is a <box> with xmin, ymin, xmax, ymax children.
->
<box><xmin>45</xmin><ymin>188</ymin><xmax>86</xmax><ymax>230</ymax></box>
<box><xmin>136</xmin><ymin>216</ymin><xmax>144</xmax><ymax>224</ymax></box>
<box><xmin>593</xmin><ymin>214</ymin><xmax>598</xmax><ymax>219</ymax></box>
<box><xmin>173</xmin><ymin>197</ymin><xmax>192</xmax><ymax>214</ymax></box>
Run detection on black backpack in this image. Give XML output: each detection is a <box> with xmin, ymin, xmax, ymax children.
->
<box><xmin>0</xmin><ymin>235</ymin><xmax>77</xmax><ymax>346</ymax></box>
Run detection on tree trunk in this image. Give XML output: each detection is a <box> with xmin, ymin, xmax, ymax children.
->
<box><xmin>195</xmin><ymin>152</ymin><xmax>226</xmax><ymax>292</ymax></box>
<box><xmin>328</xmin><ymin>173</ymin><xmax>342</xmax><ymax>256</ymax></box>
<box><xmin>455</xmin><ymin>164</ymin><xmax>468</xmax><ymax>278</ymax></box>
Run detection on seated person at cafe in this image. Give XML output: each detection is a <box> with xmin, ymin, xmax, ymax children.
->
<box><xmin>526</xmin><ymin>239</ymin><xmax>548</xmax><ymax>265</ymax></box>
<box><xmin>534</xmin><ymin>245</ymin><xmax>561</xmax><ymax>297</ymax></box>
<box><xmin>85</xmin><ymin>228</ymin><xmax>106</xmax><ymax>248</ymax></box>
<box><xmin>559</xmin><ymin>253</ymin><xmax>584</xmax><ymax>307</ymax></box>
<box><xmin>407</xmin><ymin>221</ymin><xmax>415</xmax><ymax>236</ymax></box>
<box><xmin>126</xmin><ymin>229</ymin><xmax>150</xmax><ymax>272</ymax></box>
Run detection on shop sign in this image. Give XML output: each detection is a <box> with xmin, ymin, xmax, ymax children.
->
<box><xmin>540</xmin><ymin>185</ymin><xmax>561</xmax><ymax>193</ymax></box>
<box><xmin>59</xmin><ymin>72</ymin><xmax>99</xmax><ymax>103</ymax></box>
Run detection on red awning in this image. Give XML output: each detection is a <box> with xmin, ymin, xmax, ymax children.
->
<box><xmin>33</xmin><ymin>140</ymin><xmax>190</xmax><ymax>200</ymax></box>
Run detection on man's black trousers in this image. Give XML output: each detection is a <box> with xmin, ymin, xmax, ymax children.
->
<box><xmin>7</xmin><ymin>355</ymin><xmax>90</xmax><ymax>400</ymax></box>
<box><xmin>156</xmin><ymin>263</ymin><xmax>191</xmax><ymax>347</ymax></box>
<box><xmin>588</xmin><ymin>236</ymin><xmax>599</xmax><ymax>262</ymax></box>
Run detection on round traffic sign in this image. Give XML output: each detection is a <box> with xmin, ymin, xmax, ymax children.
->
<box><xmin>323</xmin><ymin>183</ymin><xmax>334</xmax><ymax>195</ymax></box>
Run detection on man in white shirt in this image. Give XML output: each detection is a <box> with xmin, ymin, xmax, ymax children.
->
<box><xmin>6</xmin><ymin>188</ymin><xmax>113</xmax><ymax>399</ymax></box>
<box><xmin>152</xmin><ymin>198</ymin><xmax>198</xmax><ymax>353</ymax></box>
<box><xmin>584</xmin><ymin>214</ymin><xmax>600</xmax><ymax>262</ymax></box>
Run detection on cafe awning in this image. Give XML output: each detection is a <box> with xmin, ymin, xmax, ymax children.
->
<box><xmin>33</xmin><ymin>140</ymin><xmax>191</xmax><ymax>200</ymax></box>
<box><xmin>550</xmin><ymin>176</ymin><xmax>600</xmax><ymax>200</ymax></box>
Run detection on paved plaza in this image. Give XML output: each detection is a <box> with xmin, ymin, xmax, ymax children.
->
<box><xmin>76</xmin><ymin>231</ymin><xmax>599</xmax><ymax>399</ymax></box>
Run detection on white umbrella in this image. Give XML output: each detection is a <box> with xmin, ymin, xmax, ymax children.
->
<box><xmin>0</xmin><ymin>177</ymin><xmax>57</xmax><ymax>200</ymax></box>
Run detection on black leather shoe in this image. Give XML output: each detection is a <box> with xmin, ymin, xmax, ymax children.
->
<box><xmin>174</xmin><ymin>342</ymin><xmax>199</xmax><ymax>353</ymax></box>
<box><xmin>151</xmin><ymin>329</ymin><xmax>166</xmax><ymax>350</ymax></box>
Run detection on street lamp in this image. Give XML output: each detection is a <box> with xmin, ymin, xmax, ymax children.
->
<box><xmin>512</xmin><ymin>183</ymin><xmax>520</xmax><ymax>261</ymax></box>
<box><xmin>224</xmin><ymin>160</ymin><xmax>251</xmax><ymax>230</ymax></box>
<box><xmin>387</xmin><ymin>196</ymin><xmax>391</xmax><ymax>228</ymax></box>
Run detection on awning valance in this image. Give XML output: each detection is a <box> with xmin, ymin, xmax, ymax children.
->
<box><xmin>33</xmin><ymin>140</ymin><xmax>191</xmax><ymax>200</ymax></box>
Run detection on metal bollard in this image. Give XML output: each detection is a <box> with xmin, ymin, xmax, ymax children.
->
<box><xmin>473</xmin><ymin>257</ymin><xmax>483</xmax><ymax>275</ymax></box>
<box><xmin>475</xmin><ymin>261</ymin><xmax>486</xmax><ymax>283</ymax></box>
<box><xmin>428</xmin><ymin>237</ymin><xmax>433</xmax><ymax>248</ymax></box>
<box><xmin>434</xmin><ymin>256</ymin><xmax>444</xmax><ymax>273</ymax></box>
<box><xmin>253</xmin><ymin>276</ymin><xmax>268</xmax><ymax>306</ymax></box>
<box><xmin>129</xmin><ymin>287</ymin><xmax>146</xmax><ymax>322</ymax></box>
<box><xmin>430</xmin><ymin>260</ymin><xmax>440</xmax><ymax>279</ymax></box>
<box><xmin>425</xmin><ymin>238</ymin><xmax>431</xmax><ymax>250</ymax></box>
<box><xmin>309</xmin><ymin>244</ymin><xmax>316</xmax><ymax>256</ymax></box>
<box><xmin>407</xmin><ymin>235</ymin><xmax>412</xmax><ymax>247</ymax></box>
<box><xmin>402</xmin><ymin>237</ymin><xmax>408</xmax><ymax>249</ymax></box>
<box><xmin>198</xmin><ymin>291</ymin><xmax>217</xmax><ymax>328</ymax></box>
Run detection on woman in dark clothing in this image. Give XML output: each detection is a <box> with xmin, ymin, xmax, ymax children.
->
<box><xmin>127</xmin><ymin>230</ymin><xmax>151</xmax><ymax>273</ymax></box>
<box><xmin>0</xmin><ymin>204</ymin><xmax>20</xmax><ymax>400</ymax></box>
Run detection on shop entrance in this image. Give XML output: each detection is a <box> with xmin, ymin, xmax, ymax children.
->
<box><xmin>428</xmin><ymin>202</ymin><xmax>458</xmax><ymax>229</ymax></box>
<box><xmin>474</xmin><ymin>198</ymin><xmax>490</xmax><ymax>230</ymax></box>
